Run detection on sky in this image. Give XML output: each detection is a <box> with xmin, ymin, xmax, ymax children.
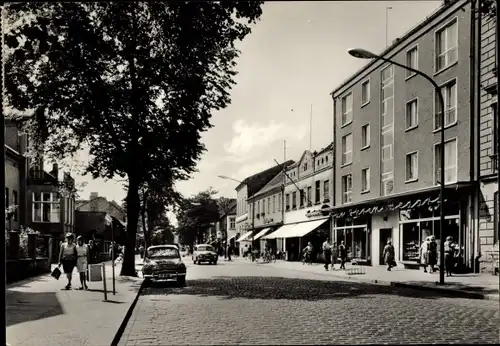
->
<box><xmin>71</xmin><ymin>1</ymin><xmax>443</xmax><ymax>224</ymax></box>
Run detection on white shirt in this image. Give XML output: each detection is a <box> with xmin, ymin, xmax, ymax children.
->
<box><xmin>322</xmin><ymin>241</ymin><xmax>331</xmax><ymax>251</ymax></box>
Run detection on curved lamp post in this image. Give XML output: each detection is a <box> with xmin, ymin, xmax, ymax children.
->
<box><xmin>348</xmin><ymin>48</ymin><xmax>446</xmax><ymax>285</ymax></box>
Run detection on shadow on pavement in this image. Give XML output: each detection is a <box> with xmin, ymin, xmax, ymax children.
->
<box><xmin>400</xmin><ymin>280</ymin><xmax>499</xmax><ymax>295</ymax></box>
<box><xmin>7</xmin><ymin>275</ymin><xmax>53</xmax><ymax>289</ymax></box>
<box><xmin>141</xmin><ymin>276</ymin><xmax>482</xmax><ymax>301</ymax></box>
<box><xmin>6</xmin><ymin>291</ymin><xmax>64</xmax><ymax>327</ymax></box>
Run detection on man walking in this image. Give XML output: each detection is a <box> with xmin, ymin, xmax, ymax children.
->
<box><xmin>339</xmin><ymin>241</ymin><xmax>347</xmax><ymax>270</ymax></box>
<box><xmin>322</xmin><ymin>237</ymin><xmax>332</xmax><ymax>271</ymax></box>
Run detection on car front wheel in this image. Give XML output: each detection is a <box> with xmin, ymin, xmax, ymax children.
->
<box><xmin>177</xmin><ymin>275</ymin><xmax>186</xmax><ymax>286</ymax></box>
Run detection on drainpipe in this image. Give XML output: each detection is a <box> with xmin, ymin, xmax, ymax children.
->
<box><xmin>469</xmin><ymin>0</ymin><xmax>477</xmax><ymax>272</ymax></box>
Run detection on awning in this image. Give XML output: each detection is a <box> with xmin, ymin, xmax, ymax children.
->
<box><xmin>236</xmin><ymin>231</ymin><xmax>253</xmax><ymax>242</ymax></box>
<box><xmin>253</xmin><ymin>228</ymin><xmax>271</xmax><ymax>241</ymax></box>
<box><xmin>284</xmin><ymin>219</ymin><xmax>329</xmax><ymax>238</ymax></box>
<box><xmin>262</xmin><ymin>224</ymin><xmax>297</xmax><ymax>239</ymax></box>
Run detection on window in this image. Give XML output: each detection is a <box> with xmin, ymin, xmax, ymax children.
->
<box><xmin>230</xmin><ymin>218</ymin><xmax>236</xmax><ymax>230</ymax></box>
<box><xmin>361</xmin><ymin>124</ymin><xmax>370</xmax><ymax>148</ymax></box>
<box><xmin>434</xmin><ymin>79</ymin><xmax>457</xmax><ymax>130</ymax></box>
<box><xmin>326</xmin><ymin>156</ymin><xmax>328</xmax><ymax>163</ymax></box>
<box><xmin>292</xmin><ymin>191</ymin><xmax>297</xmax><ymax>209</ymax></box>
<box><xmin>341</xmin><ymin>174</ymin><xmax>353</xmax><ymax>204</ymax></box>
<box><xmin>361</xmin><ymin>167</ymin><xmax>370</xmax><ymax>192</ymax></box>
<box><xmin>315</xmin><ymin>180</ymin><xmax>320</xmax><ymax>204</ymax></box>
<box><xmin>381</xmin><ymin>172</ymin><xmax>394</xmax><ymax>196</ymax></box>
<box><xmin>257</xmin><ymin>200</ymin><xmax>260</xmax><ymax>215</ymax></box>
<box><xmin>279</xmin><ymin>193</ymin><xmax>282</xmax><ymax>211</ymax></box>
<box><xmin>273</xmin><ymin>195</ymin><xmax>276</xmax><ymax>213</ymax></box>
<box><xmin>406</xmin><ymin>46</ymin><xmax>418</xmax><ymax>78</ymax></box>
<box><xmin>32</xmin><ymin>192</ymin><xmax>60</xmax><ymax>223</ymax></box>
<box><xmin>307</xmin><ymin>186</ymin><xmax>312</xmax><ymax>206</ymax></box>
<box><xmin>285</xmin><ymin>194</ymin><xmax>290</xmax><ymax>211</ymax></box>
<box><xmin>434</xmin><ymin>138</ymin><xmax>457</xmax><ymax>184</ymax></box>
<box><xmin>342</xmin><ymin>133</ymin><xmax>353</xmax><ymax>165</ymax></box>
<box><xmin>406</xmin><ymin>99</ymin><xmax>418</xmax><ymax>129</ymax></box>
<box><xmin>13</xmin><ymin>190</ymin><xmax>18</xmax><ymax>221</ymax></box>
<box><xmin>435</xmin><ymin>19</ymin><xmax>458</xmax><ymax>71</ymax></box>
<box><xmin>300</xmin><ymin>189</ymin><xmax>305</xmax><ymax>207</ymax></box>
<box><xmin>493</xmin><ymin>104</ymin><xmax>498</xmax><ymax>172</ymax></box>
<box><xmin>361</xmin><ymin>80</ymin><xmax>370</xmax><ymax>105</ymax></box>
<box><xmin>341</xmin><ymin>92</ymin><xmax>353</xmax><ymax>126</ymax></box>
<box><xmin>323</xmin><ymin>180</ymin><xmax>330</xmax><ymax>202</ymax></box>
<box><xmin>267</xmin><ymin>198</ymin><xmax>271</xmax><ymax>214</ymax></box>
<box><xmin>405</xmin><ymin>151</ymin><xmax>419</xmax><ymax>181</ymax></box>
<box><xmin>381</xmin><ymin>129</ymin><xmax>393</xmax><ymax>161</ymax></box>
<box><xmin>303</xmin><ymin>163</ymin><xmax>307</xmax><ymax>171</ymax></box>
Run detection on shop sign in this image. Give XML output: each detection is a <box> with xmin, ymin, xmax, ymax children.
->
<box><xmin>263</xmin><ymin>218</ymin><xmax>274</xmax><ymax>224</ymax></box>
<box><xmin>305</xmin><ymin>205</ymin><xmax>331</xmax><ymax>218</ymax></box>
<box><xmin>240</xmin><ymin>222</ymin><xmax>252</xmax><ymax>230</ymax></box>
<box><xmin>331</xmin><ymin>196</ymin><xmax>442</xmax><ymax>219</ymax></box>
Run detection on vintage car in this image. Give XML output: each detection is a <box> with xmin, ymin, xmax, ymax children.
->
<box><xmin>192</xmin><ymin>244</ymin><xmax>218</xmax><ymax>265</ymax></box>
<box><xmin>142</xmin><ymin>245</ymin><xmax>187</xmax><ymax>286</ymax></box>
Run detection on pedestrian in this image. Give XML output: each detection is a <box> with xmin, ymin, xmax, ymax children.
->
<box><xmin>227</xmin><ymin>243</ymin><xmax>232</xmax><ymax>261</ymax></box>
<box><xmin>76</xmin><ymin>236</ymin><xmax>89</xmax><ymax>290</ymax></box>
<box><xmin>139</xmin><ymin>244</ymin><xmax>145</xmax><ymax>259</ymax></box>
<box><xmin>322</xmin><ymin>237</ymin><xmax>332</xmax><ymax>271</ymax></box>
<box><xmin>444</xmin><ymin>236</ymin><xmax>456</xmax><ymax>277</ymax></box>
<box><xmin>58</xmin><ymin>233</ymin><xmax>77</xmax><ymax>290</ymax></box>
<box><xmin>302</xmin><ymin>241</ymin><xmax>313</xmax><ymax>265</ymax></box>
<box><xmin>427</xmin><ymin>235</ymin><xmax>438</xmax><ymax>273</ymax></box>
<box><xmin>383</xmin><ymin>240</ymin><xmax>395</xmax><ymax>271</ymax></box>
<box><xmin>88</xmin><ymin>239</ymin><xmax>98</xmax><ymax>264</ymax></box>
<box><xmin>339</xmin><ymin>241</ymin><xmax>347</xmax><ymax>270</ymax></box>
<box><xmin>420</xmin><ymin>237</ymin><xmax>430</xmax><ymax>272</ymax></box>
<box><xmin>331</xmin><ymin>241</ymin><xmax>338</xmax><ymax>270</ymax></box>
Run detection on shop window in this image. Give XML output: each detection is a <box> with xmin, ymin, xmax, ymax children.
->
<box><xmin>401</xmin><ymin>223</ymin><xmax>420</xmax><ymax>261</ymax></box>
<box><xmin>352</xmin><ymin>228</ymin><xmax>367</xmax><ymax>259</ymax></box>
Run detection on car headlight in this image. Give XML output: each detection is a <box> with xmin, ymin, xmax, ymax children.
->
<box><xmin>143</xmin><ymin>264</ymin><xmax>152</xmax><ymax>274</ymax></box>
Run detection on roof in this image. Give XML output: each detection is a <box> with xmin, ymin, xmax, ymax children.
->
<box><xmin>250</xmin><ymin>170</ymin><xmax>286</xmax><ymax>199</ymax></box>
<box><xmin>287</xmin><ymin>142</ymin><xmax>335</xmax><ymax>170</ymax></box>
<box><xmin>330</xmin><ymin>0</ymin><xmax>462</xmax><ymax>97</ymax></box>
<box><xmin>236</xmin><ymin>160</ymin><xmax>295</xmax><ymax>196</ymax></box>
<box><xmin>76</xmin><ymin>196</ymin><xmax>125</xmax><ymax>213</ymax></box>
<box><xmin>316</xmin><ymin>142</ymin><xmax>334</xmax><ymax>156</ymax></box>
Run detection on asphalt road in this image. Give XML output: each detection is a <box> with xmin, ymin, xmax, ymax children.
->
<box><xmin>119</xmin><ymin>258</ymin><xmax>499</xmax><ymax>345</ymax></box>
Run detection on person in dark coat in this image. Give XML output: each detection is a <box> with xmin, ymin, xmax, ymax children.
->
<box><xmin>444</xmin><ymin>236</ymin><xmax>456</xmax><ymax>277</ymax></box>
<box><xmin>383</xmin><ymin>240</ymin><xmax>395</xmax><ymax>271</ymax></box>
<box><xmin>88</xmin><ymin>239</ymin><xmax>99</xmax><ymax>264</ymax></box>
<box><xmin>339</xmin><ymin>241</ymin><xmax>347</xmax><ymax>270</ymax></box>
<box><xmin>428</xmin><ymin>235</ymin><xmax>438</xmax><ymax>273</ymax></box>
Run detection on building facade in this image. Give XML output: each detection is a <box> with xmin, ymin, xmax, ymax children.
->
<box><xmin>264</xmin><ymin>144</ymin><xmax>334</xmax><ymax>262</ymax></box>
<box><xmin>477</xmin><ymin>1</ymin><xmax>499</xmax><ymax>272</ymax></box>
<box><xmin>331</xmin><ymin>0</ymin><xmax>475</xmax><ymax>268</ymax></box>
<box><xmin>76</xmin><ymin>192</ymin><xmax>127</xmax><ymax>223</ymax></box>
<box><xmin>215</xmin><ymin>201</ymin><xmax>237</xmax><ymax>248</ymax></box>
<box><xmin>5</xmin><ymin>120</ymin><xmax>28</xmax><ymax>231</ymax></box>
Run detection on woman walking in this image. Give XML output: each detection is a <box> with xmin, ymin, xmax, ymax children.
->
<box><xmin>339</xmin><ymin>241</ymin><xmax>347</xmax><ymax>270</ymax></box>
<box><xmin>322</xmin><ymin>237</ymin><xmax>332</xmax><ymax>271</ymax></box>
<box><xmin>420</xmin><ymin>237</ymin><xmax>430</xmax><ymax>273</ymax></box>
<box><xmin>76</xmin><ymin>236</ymin><xmax>89</xmax><ymax>289</ymax></box>
<box><xmin>444</xmin><ymin>236</ymin><xmax>456</xmax><ymax>277</ymax></box>
<box><xmin>58</xmin><ymin>233</ymin><xmax>77</xmax><ymax>290</ymax></box>
<box><xmin>428</xmin><ymin>236</ymin><xmax>438</xmax><ymax>273</ymax></box>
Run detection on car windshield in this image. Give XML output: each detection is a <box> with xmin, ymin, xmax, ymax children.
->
<box><xmin>197</xmin><ymin>245</ymin><xmax>214</xmax><ymax>252</ymax></box>
<box><xmin>147</xmin><ymin>247</ymin><xmax>179</xmax><ymax>259</ymax></box>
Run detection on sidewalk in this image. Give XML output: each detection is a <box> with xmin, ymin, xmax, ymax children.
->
<box><xmin>7</xmin><ymin>256</ymin><xmax>144</xmax><ymax>346</ymax></box>
<box><xmin>253</xmin><ymin>259</ymin><xmax>500</xmax><ymax>300</ymax></box>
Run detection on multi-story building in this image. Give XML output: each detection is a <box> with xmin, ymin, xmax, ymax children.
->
<box><xmin>264</xmin><ymin>144</ymin><xmax>334</xmax><ymax>261</ymax></box>
<box><xmin>330</xmin><ymin>0</ymin><xmax>476</xmax><ymax>268</ymax></box>
<box><xmin>215</xmin><ymin>200</ymin><xmax>237</xmax><ymax>248</ymax></box>
<box><xmin>477</xmin><ymin>1</ymin><xmax>499</xmax><ymax>272</ymax></box>
<box><xmin>4</xmin><ymin>119</ymin><xmax>29</xmax><ymax>231</ymax></box>
<box><xmin>234</xmin><ymin>162</ymin><xmax>293</xmax><ymax>256</ymax></box>
<box><xmin>76</xmin><ymin>192</ymin><xmax>127</xmax><ymax>223</ymax></box>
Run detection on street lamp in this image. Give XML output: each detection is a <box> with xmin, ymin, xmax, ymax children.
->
<box><xmin>348</xmin><ymin>48</ymin><xmax>446</xmax><ymax>285</ymax></box>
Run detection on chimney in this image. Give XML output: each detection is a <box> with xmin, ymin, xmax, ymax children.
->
<box><xmin>392</xmin><ymin>37</ymin><xmax>401</xmax><ymax>45</ymax></box>
<box><xmin>50</xmin><ymin>163</ymin><xmax>59</xmax><ymax>179</ymax></box>
<box><xmin>90</xmin><ymin>192</ymin><xmax>99</xmax><ymax>200</ymax></box>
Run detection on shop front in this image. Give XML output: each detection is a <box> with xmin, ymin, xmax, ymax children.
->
<box><xmin>329</xmin><ymin>184</ymin><xmax>473</xmax><ymax>269</ymax></box>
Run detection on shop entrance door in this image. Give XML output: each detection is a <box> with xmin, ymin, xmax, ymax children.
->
<box><xmin>379</xmin><ymin>228</ymin><xmax>392</xmax><ymax>265</ymax></box>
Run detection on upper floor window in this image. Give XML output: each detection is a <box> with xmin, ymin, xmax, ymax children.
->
<box><xmin>361</xmin><ymin>80</ymin><xmax>370</xmax><ymax>105</ymax></box>
<box><xmin>278</xmin><ymin>192</ymin><xmax>282</xmax><ymax>212</ymax></box>
<box><xmin>341</xmin><ymin>174</ymin><xmax>352</xmax><ymax>204</ymax></box>
<box><xmin>492</xmin><ymin>103</ymin><xmax>498</xmax><ymax>172</ymax></box>
<box><xmin>361</xmin><ymin>167</ymin><xmax>370</xmax><ymax>193</ymax></box>
<box><xmin>33</xmin><ymin>192</ymin><xmax>60</xmax><ymax>223</ymax></box>
<box><xmin>405</xmin><ymin>46</ymin><xmax>418</xmax><ymax>78</ymax></box>
<box><xmin>285</xmin><ymin>193</ymin><xmax>290</xmax><ymax>211</ymax></box>
<box><xmin>307</xmin><ymin>186</ymin><xmax>312</xmax><ymax>206</ymax></box>
<box><xmin>342</xmin><ymin>133</ymin><xmax>353</xmax><ymax>165</ymax></box>
<box><xmin>267</xmin><ymin>198</ymin><xmax>271</xmax><ymax>214</ymax></box>
<box><xmin>361</xmin><ymin>124</ymin><xmax>370</xmax><ymax>149</ymax></box>
<box><xmin>315</xmin><ymin>180</ymin><xmax>320</xmax><ymax>204</ymax></box>
<box><xmin>434</xmin><ymin>79</ymin><xmax>457</xmax><ymax>130</ymax></box>
<box><xmin>405</xmin><ymin>151</ymin><xmax>419</xmax><ymax>182</ymax></box>
<box><xmin>230</xmin><ymin>218</ymin><xmax>236</xmax><ymax>230</ymax></box>
<box><xmin>434</xmin><ymin>138</ymin><xmax>458</xmax><ymax>184</ymax></box>
<box><xmin>381</xmin><ymin>65</ymin><xmax>394</xmax><ymax>129</ymax></box>
<box><xmin>323</xmin><ymin>180</ymin><xmax>330</xmax><ymax>202</ymax></box>
<box><xmin>300</xmin><ymin>189</ymin><xmax>305</xmax><ymax>207</ymax></box>
<box><xmin>272</xmin><ymin>195</ymin><xmax>276</xmax><ymax>213</ymax></box>
<box><xmin>257</xmin><ymin>200</ymin><xmax>260</xmax><ymax>215</ymax></box>
<box><xmin>405</xmin><ymin>99</ymin><xmax>418</xmax><ymax>130</ymax></box>
<box><xmin>341</xmin><ymin>92</ymin><xmax>353</xmax><ymax>126</ymax></box>
<box><xmin>303</xmin><ymin>163</ymin><xmax>307</xmax><ymax>171</ymax></box>
<box><xmin>435</xmin><ymin>18</ymin><xmax>458</xmax><ymax>72</ymax></box>
<box><xmin>292</xmin><ymin>191</ymin><xmax>297</xmax><ymax>209</ymax></box>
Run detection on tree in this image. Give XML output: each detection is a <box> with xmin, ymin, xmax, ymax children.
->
<box><xmin>175</xmin><ymin>187</ymin><xmax>220</xmax><ymax>246</ymax></box>
<box><xmin>4</xmin><ymin>2</ymin><xmax>263</xmax><ymax>275</ymax></box>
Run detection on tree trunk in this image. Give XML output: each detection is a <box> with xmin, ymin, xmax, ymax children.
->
<box><xmin>120</xmin><ymin>177</ymin><xmax>140</xmax><ymax>276</ymax></box>
<box><xmin>141</xmin><ymin>192</ymin><xmax>148</xmax><ymax>250</ymax></box>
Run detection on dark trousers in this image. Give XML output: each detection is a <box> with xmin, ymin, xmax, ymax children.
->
<box><xmin>324</xmin><ymin>250</ymin><xmax>332</xmax><ymax>268</ymax></box>
<box><xmin>340</xmin><ymin>257</ymin><xmax>346</xmax><ymax>269</ymax></box>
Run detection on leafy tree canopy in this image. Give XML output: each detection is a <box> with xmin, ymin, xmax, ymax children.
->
<box><xmin>4</xmin><ymin>2</ymin><xmax>263</xmax><ymax>275</ymax></box>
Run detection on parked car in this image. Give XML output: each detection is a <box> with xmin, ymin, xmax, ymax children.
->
<box><xmin>192</xmin><ymin>244</ymin><xmax>218</xmax><ymax>265</ymax></box>
<box><xmin>142</xmin><ymin>245</ymin><xmax>187</xmax><ymax>286</ymax></box>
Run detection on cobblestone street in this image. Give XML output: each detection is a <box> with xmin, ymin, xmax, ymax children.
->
<box><xmin>119</xmin><ymin>259</ymin><xmax>500</xmax><ymax>345</ymax></box>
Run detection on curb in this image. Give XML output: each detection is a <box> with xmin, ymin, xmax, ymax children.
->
<box><xmin>110</xmin><ymin>277</ymin><xmax>146</xmax><ymax>346</ymax></box>
<box><xmin>258</xmin><ymin>262</ymin><xmax>498</xmax><ymax>301</ymax></box>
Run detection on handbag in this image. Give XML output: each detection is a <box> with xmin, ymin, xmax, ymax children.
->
<box><xmin>51</xmin><ymin>267</ymin><xmax>62</xmax><ymax>280</ymax></box>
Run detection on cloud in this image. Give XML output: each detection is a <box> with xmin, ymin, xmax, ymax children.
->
<box><xmin>224</xmin><ymin>119</ymin><xmax>307</xmax><ymax>159</ymax></box>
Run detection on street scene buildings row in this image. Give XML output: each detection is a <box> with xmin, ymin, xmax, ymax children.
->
<box><xmin>232</xmin><ymin>0</ymin><xmax>499</xmax><ymax>273</ymax></box>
